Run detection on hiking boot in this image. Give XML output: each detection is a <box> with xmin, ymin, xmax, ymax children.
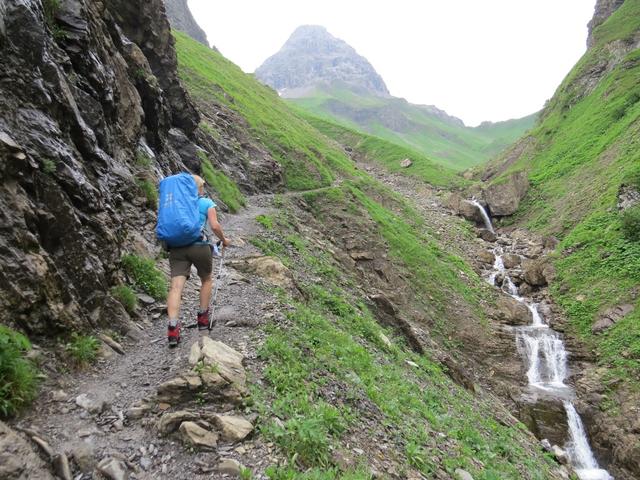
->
<box><xmin>197</xmin><ymin>309</ymin><xmax>210</xmax><ymax>331</ymax></box>
<box><xmin>167</xmin><ymin>319</ymin><xmax>181</xmax><ymax>347</ymax></box>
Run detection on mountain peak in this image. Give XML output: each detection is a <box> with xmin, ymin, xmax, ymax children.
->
<box><xmin>255</xmin><ymin>25</ymin><xmax>389</xmax><ymax>97</ymax></box>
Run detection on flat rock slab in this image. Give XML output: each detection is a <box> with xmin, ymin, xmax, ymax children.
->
<box><xmin>214</xmin><ymin>414</ymin><xmax>254</xmax><ymax>442</ymax></box>
<box><xmin>179</xmin><ymin>421</ymin><xmax>218</xmax><ymax>449</ymax></box>
<box><xmin>97</xmin><ymin>457</ymin><xmax>128</xmax><ymax>480</ymax></box>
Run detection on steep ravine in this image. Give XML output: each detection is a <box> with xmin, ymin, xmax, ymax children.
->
<box><xmin>360</xmin><ymin>163</ymin><xmax>635</xmax><ymax>480</ymax></box>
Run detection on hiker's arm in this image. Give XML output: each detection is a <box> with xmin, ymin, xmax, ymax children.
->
<box><xmin>207</xmin><ymin>207</ymin><xmax>229</xmax><ymax>247</ymax></box>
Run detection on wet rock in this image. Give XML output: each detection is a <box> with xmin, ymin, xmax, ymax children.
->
<box><xmin>179</xmin><ymin>421</ymin><xmax>218</xmax><ymax>449</ymax></box>
<box><xmin>482</xmin><ymin>171</ymin><xmax>529</xmax><ymax>216</ymax></box>
<box><xmin>592</xmin><ymin>304</ymin><xmax>634</xmax><ymax>334</ymax></box>
<box><xmin>495</xmin><ymin>295</ymin><xmax>532</xmax><ymax>325</ymax></box>
<box><xmin>477</xmin><ymin>250</ymin><xmax>495</xmax><ymax>265</ymax></box>
<box><xmin>213</xmin><ymin>415</ymin><xmax>254</xmax><ymax>442</ymax></box>
<box><xmin>478</xmin><ymin>229</ymin><xmax>497</xmax><ymax>242</ymax></box>
<box><xmin>518</xmin><ymin>398</ymin><xmax>568</xmax><ymax>445</ymax></box>
<box><xmin>503</xmin><ymin>253</ymin><xmax>521</xmax><ymax>269</ymax></box>
<box><xmin>218</xmin><ymin>458</ymin><xmax>243</xmax><ymax>476</ymax></box>
<box><xmin>447</xmin><ymin>193</ymin><xmax>485</xmax><ymax>223</ymax></box>
<box><xmin>400</xmin><ymin>158</ymin><xmax>412</xmax><ymax>168</ymax></box>
<box><xmin>75</xmin><ymin>393</ymin><xmax>107</xmax><ymax>414</ymax></box>
<box><xmin>97</xmin><ymin>457</ymin><xmax>129</xmax><ymax>480</ymax></box>
<box><xmin>52</xmin><ymin>453</ymin><xmax>72</xmax><ymax>480</ymax></box>
<box><xmin>551</xmin><ymin>445</ymin><xmax>569</xmax><ymax>465</ymax></box>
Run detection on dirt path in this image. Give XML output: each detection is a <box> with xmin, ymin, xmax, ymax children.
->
<box><xmin>13</xmin><ymin>195</ymin><xmax>282</xmax><ymax>479</ymax></box>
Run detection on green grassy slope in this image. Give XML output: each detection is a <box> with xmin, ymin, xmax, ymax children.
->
<box><xmin>288</xmin><ymin>84</ymin><xmax>536</xmax><ymax>171</ymax></box>
<box><xmin>174</xmin><ymin>31</ymin><xmax>558</xmax><ymax>479</ymax></box>
<box><xmin>298</xmin><ymin>112</ymin><xmax>465</xmax><ymax>188</ymax></box>
<box><xmin>485</xmin><ymin>1</ymin><xmax>640</xmax><ymax>380</ymax></box>
<box><xmin>174</xmin><ymin>31</ymin><xmax>355</xmax><ymax>191</ymax></box>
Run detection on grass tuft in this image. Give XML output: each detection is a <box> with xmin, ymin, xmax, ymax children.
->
<box><xmin>66</xmin><ymin>333</ymin><xmax>100</xmax><ymax>367</ymax></box>
<box><xmin>121</xmin><ymin>254</ymin><xmax>167</xmax><ymax>300</ymax></box>
<box><xmin>0</xmin><ymin>326</ymin><xmax>38</xmax><ymax>417</ymax></box>
<box><xmin>198</xmin><ymin>151</ymin><xmax>246</xmax><ymax>213</ymax></box>
<box><xmin>111</xmin><ymin>284</ymin><xmax>138</xmax><ymax>314</ymax></box>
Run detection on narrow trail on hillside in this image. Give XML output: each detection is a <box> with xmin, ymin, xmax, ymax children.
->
<box><xmin>12</xmin><ymin>196</ymin><xmax>284</xmax><ymax>480</ymax></box>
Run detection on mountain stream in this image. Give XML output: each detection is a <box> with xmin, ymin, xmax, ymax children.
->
<box><xmin>474</xmin><ymin>202</ymin><xmax>613</xmax><ymax>480</ymax></box>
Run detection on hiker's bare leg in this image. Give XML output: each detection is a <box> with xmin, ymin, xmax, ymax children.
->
<box><xmin>167</xmin><ymin>275</ymin><xmax>187</xmax><ymax>319</ymax></box>
<box><xmin>199</xmin><ymin>274</ymin><xmax>213</xmax><ymax>311</ymax></box>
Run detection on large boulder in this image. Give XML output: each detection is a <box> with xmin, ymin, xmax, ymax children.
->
<box><xmin>226</xmin><ymin>255</ymin><xmax>295</xmax><ymax>290</ymax></box>
<box><xmin>482</xmin><ymin>171</ymin><xmax>529</xmax><ymax>216</ymax></box>
<box><xmin>495</xmin><ymin>295</ymin><xmax>532</xmax><ymax>326</ymax></box>
<box><xmin>446</xmin><ymin>193</ymin><xmax>484</xmax><ymax>223</ymax></box>
<box><xmin>522</xmin><ymin>258</ymin><xmax>555</xmax><ymax>287</ymax></box>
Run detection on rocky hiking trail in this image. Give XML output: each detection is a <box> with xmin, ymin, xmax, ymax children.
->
<box><xmin>9</xmin><ymin>197</ymin><xmax>288</xmax><ymax>480</ymax></box>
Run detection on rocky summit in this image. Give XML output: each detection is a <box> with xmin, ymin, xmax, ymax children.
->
<box><xmin>255</xmin><ymin>25</ymin><xmax>389</xmax><ymax>97</ymax></box>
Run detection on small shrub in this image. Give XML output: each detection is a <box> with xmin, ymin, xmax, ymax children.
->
<box><xmin>41</xmin><ymin>158</ymin><xmax>57</xmax><ymax>175</ymax></box>
<box><xmin>111</xmin><ymin>284</ymin><xmax>138</xmax><ymax>314</ymax></box>
<box><xmin>121</xmin><ymin>254</ymin><xmax>167</xmax><ymax>300</ymax></box>
<box><xmin>621</xmin><ymin>205</ymin><xmax>640</xmax><ymax>241</ymax></box>
<box><xmin>66</xmin><ymin>333</ymin><xmax>100</xmax><ymax>367</ymax></box>
<box><xmin>137</xmin><ymin>179</ymin><xmax>158</xmax><ymax>208</ymax></box>
<box><xmin>255</xmin><ymin>214</ymin><xmax>274</xmax><ymax>229</ymax></box>
<box><xmin>0</xmin><ymin>326</ymin><xmax>39</xmax><ymax>417</ymax></box>
<box><xmin>135</xmin><ymin>151</ymin><xmax>152</xmax><ymax>168</ymax></box>
<box><xmin>43</xmin><ymin>0</ymin><xmax>60</xmax><ymax>26</ymax></box>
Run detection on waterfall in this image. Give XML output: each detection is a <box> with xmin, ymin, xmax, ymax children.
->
<box><xmin>469</xmin><ymin>199</ymin><xmax>494</xmax><ymax>233</ymax></box>
<box><xmin>483</xmin><ymin>240</ymin><xmax>613</xmax><ymax>479</ymax></box>
<box><xmin>565</xmin><ymin>402</ymin><xmax>613</xmax><ymax>480</ymax></box>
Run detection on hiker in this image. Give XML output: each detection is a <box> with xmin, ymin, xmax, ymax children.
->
<box><xmin>157</xmin><ymin>173</ymin><xmax>230</xmax><ymax>347</ymax></box>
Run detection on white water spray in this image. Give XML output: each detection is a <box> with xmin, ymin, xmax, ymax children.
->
<box><xmin>469</xmin><ymin>199</ymin><xmax>494</xmax><ymax>233</ymax></box>
<box><xmin>483</xmin><ymin>242</ymin><xmax>612</xmax><ymax>479</ymax></box>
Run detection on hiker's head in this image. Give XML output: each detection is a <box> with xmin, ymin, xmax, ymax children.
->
<box><xmin>192</xmin><ymin>175</ymin><xmax>205</xmax><ymax>195</ymax></box>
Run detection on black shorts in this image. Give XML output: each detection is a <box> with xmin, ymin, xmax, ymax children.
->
<box><xmin>169</xmin><ymin>244</ymin><xmax>212</xmax><ymax>279</ymax></box>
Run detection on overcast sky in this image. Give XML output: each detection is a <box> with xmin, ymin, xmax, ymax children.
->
<box><xmin>188</xmin><ymin>0</ymin><xmax>596</xmax><ymax>126</ymax></box>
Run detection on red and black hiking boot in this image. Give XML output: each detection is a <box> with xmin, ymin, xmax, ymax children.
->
<box><xmin>197</xmin><ymin>309</ymin><xmax>210</xmax><ymax>331</ymax></box>
<box><xmin>167</xmin><ymin>319</ymin><xmax>181</xmax><ymax>347</ymax></box>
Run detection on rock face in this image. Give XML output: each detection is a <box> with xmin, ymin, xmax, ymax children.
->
<box><xmin>0</xmin><ymin>0</ymin><xmax>198</xmax><ymax>334</ymax></box>
<box><xmin>587</xmin><ymin>0</ymin><xmax>625</xmax><ymax>48</ymax></box>
<box><xmin>255</xmin><ymin>25</ymin><xmax>389</xmax><ymax>97</ymax></box>
<box><xmin>482</xmin><ymin>171</ymin><xmax>529</xmax><ymax>216</ymax></box>
<box><xmin>163</xmin><ymin>0</ymin><xmax>209</xmax><ymax>46</ymax></box>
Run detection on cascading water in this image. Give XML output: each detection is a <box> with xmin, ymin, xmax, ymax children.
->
<box><xmin>469</xmin><ymin>199</ymin><xmax>494</xmax><ymax>233</ymax></box>
<box><xmin>485</xmin><ymin>248</ymin><xmax>612</xmax><ymax>479</ymax></box>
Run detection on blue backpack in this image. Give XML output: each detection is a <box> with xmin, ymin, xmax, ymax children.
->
<box><xmin>156</xmin><ymin>173</ymin><xmax>202</xmax><ymax>248</ymax></box>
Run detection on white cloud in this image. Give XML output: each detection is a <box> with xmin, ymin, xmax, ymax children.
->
<box><xmin>188</xmin><ymin>0</ymin><xmax>596</xmax><ymax>126</ymax></box>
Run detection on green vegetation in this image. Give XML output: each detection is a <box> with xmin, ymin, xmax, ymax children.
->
<box><xmin>289</xmin><ymin>84</ymin><xmax>536</xmax><ymax>171</ymax></box>
<box><xmin>484</xmin><ymin>6</ymin><xmax>640</xmax><ymax>382</ymax></box>
<box><xmin>621</xmin><ymin>205</ymin><xmax>640</xmax><ymax>241</ymax></box>
<box><xmin>41</xmin><ymin>158</ymin><xmax>57</xmax><ymax>175</ymax></box>
<box><xmin>121</xmin><ymin>254</ymin><xmax>167</xmax><ymax>300</ymax></box>
<box><xmin>251</xmin><ymin>189</ymin><xmax>554</xmax><ymax>479</ymax></box>
<box><xmin>65</xmin><ymin>333</ymin><xmax>100</xmax><ymax>367</ymax></box>
<box><xmin>137</xmin><ymin>179</ymin><xmax>158</xmax><ymax>208</ymax></box>
<box><xmin>111</xmin><ymin>284</ymin><xmax>138</xmax><ymax>314</ymax></box>
<box><xmin>0</xmin><ymin>326</ymin><xmax>38</xmax><ymax>417</ymax></box>
<box><xmin>197</xmin><ymin>151</ymin><xmax>246</xmax><ymax>212</ymax></box>
<box><xmin>135</xmin><ymin>151</ymin><xmax>152</xmax><ymax>168</ymax></box>
<box><xmin>174</xmin><ymin>30</ymin><xmax>359</xmax><ymax>191</ymax></box>
<box><xmin>300</xmin><ymin>113</ymin><xmax>464</xmax><ymax>188</ymax></box>
<box><xmin>255</xmin><ymin>214</ymin><xmax>274</xmax><ymax>229</ymax></box>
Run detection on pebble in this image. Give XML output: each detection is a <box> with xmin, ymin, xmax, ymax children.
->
<box><xmin>140</xmin><ymin>456</ymin><xmax>152</xmax><ymax>471</ymax></box>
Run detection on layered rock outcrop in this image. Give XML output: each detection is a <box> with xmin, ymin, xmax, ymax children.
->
<box><xmin>0</xmin><ymin>0</ymin><xmax>198</xmax><ymax>334</ymax></box>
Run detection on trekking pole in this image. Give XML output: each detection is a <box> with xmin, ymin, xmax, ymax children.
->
<box><xmin>208</xmin><ymin>243</ymin><xmax>225</xmax><ymax>331</ymax></box>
